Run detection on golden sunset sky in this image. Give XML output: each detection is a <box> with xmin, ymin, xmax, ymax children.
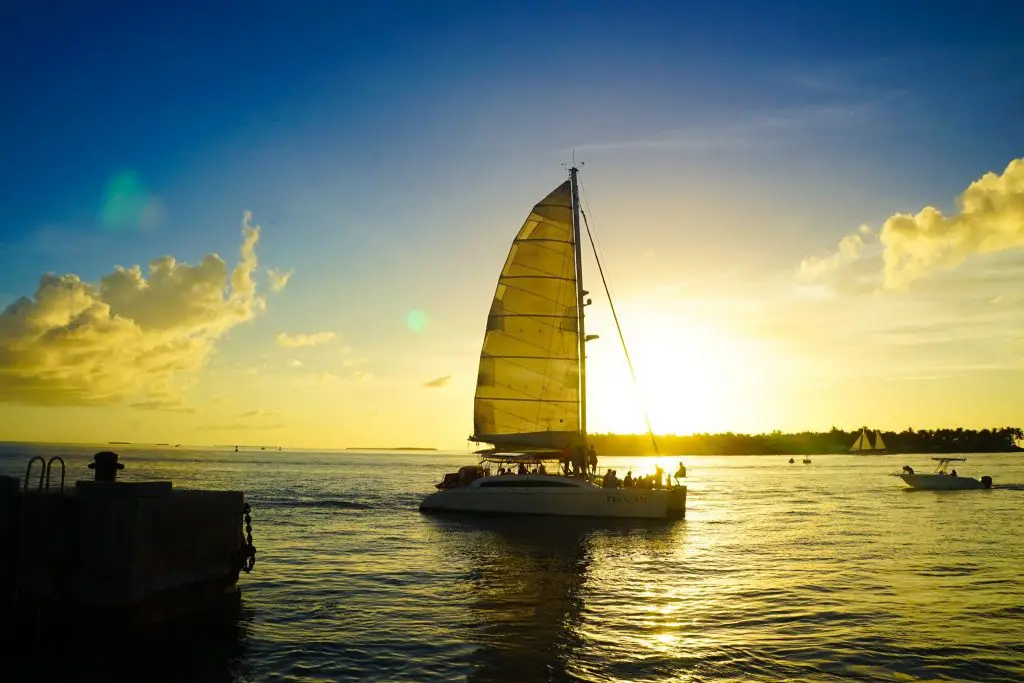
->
<box><xmin>1</xmin><ymin>4</ymin><xmax>1022</xmax><ymax>448</ymax></box>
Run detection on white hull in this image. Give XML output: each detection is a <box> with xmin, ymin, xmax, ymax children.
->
<box><xmin>421</xmin><ymin>474</ymin><xmax>685</xmax><ymax>519</ymax></box>
<box><xmin>899</xmin><ymin>474</ymin><xmax>987</xmax><ymax>490</ymax></box>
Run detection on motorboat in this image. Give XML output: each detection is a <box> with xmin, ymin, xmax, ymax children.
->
<box><xmin>897</xmin><ymin>457</ymin><xmax>992</xmax><ymax>490</ymax></box>
<box><xmin>419</xmin><ymin>167</ymin><xmax>686</xmax><ymax>519</ymax></box>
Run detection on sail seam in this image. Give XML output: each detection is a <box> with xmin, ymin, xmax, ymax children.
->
<box><xmin>489</xmin><ymin>313</ymin><xmax>575</xmax><ymax>319</ymax></box>
<box><xmin>500</xmin><ymin>275</ymin><xmax>575</xmax><ymax>281</ymax></box>
<box><xmin>482</xmin><ymin>397</ymin><xmax>578</xmax><ymax>404</ymax></box>
<box><xmin>486</xmin><ymin>329</ymin><xmax>566</xmax><ymax>356</ymax></box>
<box><xmin>489</xmin><ymin>355</ymin><xmax>575</xmax><ymax>360</ymax></box>
<box><xmin>498</xmin><ymin>282</ymin><xmax>568</xmax><ymax>307</ymax></box>
<box><xmin>514</xmin><ymin>238</ymin><xmax>573</xmax><ymax>245</ymax></box>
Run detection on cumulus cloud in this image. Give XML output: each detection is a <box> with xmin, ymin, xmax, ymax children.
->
<box><xmin>800</xmin><ymin>158</ymin><xmax>1024</xmax><ymax>289</ymax></box>
<box><xmin>276</xmin><ymin>331</ymin><xmax>335</xmax><ymax>348</ymax></box>
<box><xmin>0</xmin><ymin>211</ymin><xmax>274</xmax><ymax>408</ymax></box>
<box><xmin>798</xmin><ymin>233</ymin><xmax>867</xmax><ymax>282</ymax></box>
<box><xmin>267</xmin><ymin>268</ymin><xmax>293</xmax><ymax>292</ymax></box>
<box><xmin>286</xmin><ymin>358</ymin><xmax>303</xmax><ymax>368</ymax></box>
<box><xmin>423</xmin><ymin>375</ymin><xmax>451</xmax><ymax>388</ymax></box>
<box><xmin>880</xmin><ymin>158</ymin><xmax>1024</xmax><ymax>287</ymax></box>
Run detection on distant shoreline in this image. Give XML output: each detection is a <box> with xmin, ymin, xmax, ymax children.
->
<box><xmin>587</xmin><ymin>428</ymin><xmax>1023</xmax><ymax>457</ymax></box>
<box><xmin>345</xmin><ymin>447</ymin><xmax>438</xmax><ymax>451</ymax></box>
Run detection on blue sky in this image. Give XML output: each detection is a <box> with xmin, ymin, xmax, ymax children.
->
<box><xmin>1</xmin><ymin>1</ymin><xmax>1023</xmax><ymax>446</ymax></box>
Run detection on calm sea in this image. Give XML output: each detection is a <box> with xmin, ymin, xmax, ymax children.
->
<box><xmin>2</xmin><ymin>443</ymin><xmax>1022</xmax><ymax>682</ymax></box>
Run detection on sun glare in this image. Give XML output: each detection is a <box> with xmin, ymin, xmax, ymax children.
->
<box><xmin>586</xmin><ymin>310</ymin><xmax>773</xmax><ymax>435</ymax></box>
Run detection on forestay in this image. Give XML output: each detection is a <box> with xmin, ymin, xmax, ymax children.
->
<box><xmin>471</xmin><ymin>180</ymin><xmax>582</xmax><ymax>450</ymax></box>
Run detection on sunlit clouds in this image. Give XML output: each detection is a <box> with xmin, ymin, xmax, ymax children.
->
<box><xmin>276</xmin><ymin>331</ymin><xmax>336</xmax><ymax>347</ymax></box>
<box><xmin>800</xmin><ymin>158</ymin><xmax>1024</xmax><ymax>289</ymax></box>
<box><xmin>267</xmin><ymin>268</ymin><xmax>294</xmax><ymax>292</ymax></box>
<box><xmin>0</xmin><ymin>212</ymin><xmax>272</xmax><ymax>410</ymax></box>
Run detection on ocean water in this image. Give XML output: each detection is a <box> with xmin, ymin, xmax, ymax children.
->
<box><xmin>2</xmin><ymin>442</ymin><xmax>1023</xmax><ymax>682</ymax></box>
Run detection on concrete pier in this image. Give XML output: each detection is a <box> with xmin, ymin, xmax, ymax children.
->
<box><xmin>0</xmin><ymin>452</ymin><xmax>254</xmax><ymax>631</ymax></box>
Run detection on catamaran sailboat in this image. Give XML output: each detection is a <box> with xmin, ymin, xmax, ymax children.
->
<box><xmin>420</xmin><ymin>167</ymin><xmax>686</xmax><ymax>519</ymax></box>
<box><xmin>850</xmin><ymin>428</ymin><xmax>887</xmax><ymax>454</ymax></box>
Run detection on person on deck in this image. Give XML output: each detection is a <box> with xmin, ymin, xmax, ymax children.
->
<box><xmin>654</xmin><ymin>465</ymin><xmax>664</xmax><ymax>489</ymax></box>
<box><xmin>587</xmin><ymin>445</ymin><xmax>598</xmax><ymax>475</ymax></box>
<box><xmin>674</xmin><ymin>462</ymin><xmax>687</xmax><ymax>485</ymax></box>
<box><xmin>571</xmin><ymin>444</ymin><xmax>586</xmax><ymax>476</ymax></box>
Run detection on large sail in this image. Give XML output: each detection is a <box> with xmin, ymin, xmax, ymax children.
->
<box><xmin>471</xmin><ymin>180</ymin><xmax>581</xmax><ymax>451</ymax></box>
<box><xmin>850</xmin><ymin>430</ymin><xmax>869</xmax><ymax>452</ymax></box>
<box><xmin>874</xmin><ymin>432</ymin><xmax>887</xmax><ymax>451</ymax></box>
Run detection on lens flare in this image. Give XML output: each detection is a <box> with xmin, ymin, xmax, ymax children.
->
<box><xmin>100</xmin><ymin>170</ymin><xmax>161</xmax><ymax>230</ymax></box>
<box><xmin>406</xmin><ymin>310</ymin><xmax>428</xmax><ymax>333</ymax></box>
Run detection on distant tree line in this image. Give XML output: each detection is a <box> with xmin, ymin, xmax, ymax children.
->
<box><xmin>587</xmin><ymin>427</ymin><xmax>1024</xmax><ymax>456</ymax></box>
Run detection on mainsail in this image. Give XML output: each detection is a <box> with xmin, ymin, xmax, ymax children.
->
<box><xmin>850</xmin><ymin>429</ymin><xmax>871</xmax><ymax>452</ymax></box>
<box><xmin>471</xmin><ymin>180</ymin><xmax>582</xmax><ymax>451</ymax></box>
<box><xmin>851</xmin><ymin>428</ymin><xmax>886</xmax><ymax>452</ymax></box>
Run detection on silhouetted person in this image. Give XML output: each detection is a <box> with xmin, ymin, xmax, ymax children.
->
<box><xmin>654</xmin><ymin>465</ymin><xmax>664</xmax><ymax>489</ymax></box>
<box><xmin>950</xmin><ymin>469</ymin><xmax>957</xmax><ymax>477</ymax></box>
<box><xmin>571</xmin><ymin>444</ymin><xmax>586</xmax><ymax>476</ymax></box>
<box><xmin>587</xmin><ymin>445</ymin><xmax>598</xmax><ymax>475</ymax></box>
<box><xmin>674</xmin><ymin>462</ymin><xmax>687</xmax><ymax>485</ymax></box>
<box><xmin>623</xmin><ymin>470</ymin><xmax>634</xmax><ymax>487</ymax></box>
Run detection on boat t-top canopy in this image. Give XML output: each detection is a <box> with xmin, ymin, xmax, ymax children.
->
<box><xmin>931</xmin><ymin>457</ymin><xmax>967</xmax><ymax>462</ymax></box>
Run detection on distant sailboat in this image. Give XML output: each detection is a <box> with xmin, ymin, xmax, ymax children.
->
<box><xmin>850</xmin><ymin>428</ymin><xmax>887</xmax><ymax>454</ymax></box>
<box><xmin>419</xmin><ymin>166</ymin><xmax>685</xmax><ymax>519</ymax></box>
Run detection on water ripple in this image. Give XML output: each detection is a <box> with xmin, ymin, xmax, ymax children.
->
<box><xmin>2</xmin><ymin>446</ymin><xmax>1022</xmax><ymax>682</ymax></box>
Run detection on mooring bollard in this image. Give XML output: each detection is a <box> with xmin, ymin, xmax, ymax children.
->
<box><xmin>87</xmin><ymin>451</ymin><xmax>125</xmax><ymax>482</ymax></box>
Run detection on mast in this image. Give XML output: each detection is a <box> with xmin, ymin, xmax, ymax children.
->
<box><xmin>570</xmin><ymin>166</ymin><xmax>587</xmax><ymax>440</ymax></box>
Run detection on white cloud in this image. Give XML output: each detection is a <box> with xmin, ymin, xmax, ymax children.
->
<box><xmin>276</xmin><ymin>331</ymin><xmax>335</xmax><ymax>348</ymax></box>
<box><xmin>0</xmin><ymin>212</ymin><xmax>275</xmax><ymax>409</ymax></box>
<box><xmin>880</xmin><ymin>158</ymin><xmax>1024</xmax><ymax>287</ymax></box>
<box><xmin>798</xmin><ymin>233</ymin><xmax>866</xmax><ymax>282</ymax></box>
<box><xmin>267</xmin><ymin>268</ymin><xmax>293</xmax><ymax>292</ymax></box>
<box><xmin>287</xmin><ymin>358</ymin><xmax>303</xmax><ymax>368</ymax></box>
<box><xmin>799</xmin><ymin>158</ymin><xmax>1024</xmax><ymax>289</ymax></box>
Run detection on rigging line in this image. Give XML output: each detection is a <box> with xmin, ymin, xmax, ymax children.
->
<box><xmin>578</xmin><ymin>190</ymin><xmax>660</xmax><ymax>458</ymax></box>
<box><xmin>578</xmin><ymin>181</ymin><xmax>617</xmax><ymax>308</ymax></box>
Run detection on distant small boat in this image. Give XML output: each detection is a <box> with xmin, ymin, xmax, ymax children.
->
<box><xmin>788</xmin><ymin>458</ymin><xmax>795</xmax><ymax>464</ymax></box>
<box><xmin>898</xmin><ymin>457</ymin><xmax>992</xmax><ymax>490</ymax></box>
<box><xmin>802</xmin><ymin>457</ymin><xmax>811</xmax><ymax>464</ymax></box>
<box><xmin>851</xmin><ymin>427</ymin><xmax>887</xmax><ymax>454</ymax></box>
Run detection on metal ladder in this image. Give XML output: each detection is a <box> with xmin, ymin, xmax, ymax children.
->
<box><xmin>23</xmin><ymin>456</ymin><xmax>66</xmax><ymax>494</ymax></box>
